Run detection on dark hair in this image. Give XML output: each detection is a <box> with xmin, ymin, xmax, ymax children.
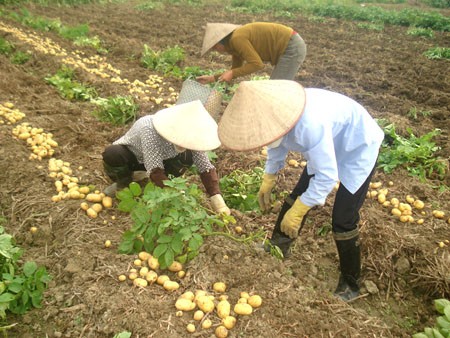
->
<box><xmin>219</xmin><ymin>33</ymin><xmax>232</xmax><ymax>45</ymax></box>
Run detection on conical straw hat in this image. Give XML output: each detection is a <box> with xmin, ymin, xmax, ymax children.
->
<box><xmin>201</xmin><ymin>23</ymin><xmax>241</xmax><ymax>56</ymax></box>
<box><xmin>218</xmin><ymin>80</ymin><xmax>306</xmax><ymax>151</ymax></box>
<box><xmin>153</xmin><ymin>100</ymin><xmax>221</xmax><ymax>151</ymax></box>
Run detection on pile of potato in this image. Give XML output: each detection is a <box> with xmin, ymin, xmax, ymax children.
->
<box><xmin>175</xmin><ymin>282</ymin><xmax>262</xmax><ymax>338</ymax></box>
<box><xmin>0</xmin><ymin>102</ymin><xmax>26</xmax><ymax>125</ymax></box>
<box><xmin>117</xmin><ymin>251</ymin><xmax>185</xmax><ymax>290</ymax></box>
<box><xmin>367</xmin><ymin>181</ymin><xmax>449</xmax><ymax>228</ymax></box>
<box><xmin>12</xmin><ymin>122</ymin><xmax>58</xmax><ymax>160</ymax></box>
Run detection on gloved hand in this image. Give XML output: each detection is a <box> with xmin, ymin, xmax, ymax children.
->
<box><xmin>258</xmin><ymin>173</ymin><xmax>277</xmax><ymax>212</ymax></box>
<box><xmin>210</xmin><ymin>194</ymin><xmax>231</xmax><ymax>215</ymax></box>
<box><xmin>280</xmin><ymin>198</ymin><xmax>311</xmax><ymax>239</ymax></box>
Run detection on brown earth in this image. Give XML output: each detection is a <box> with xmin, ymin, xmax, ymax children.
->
<box><xmin>0</xmin><ymin>1</ymin><xmax>449</xmax><ymax>337</ymax></box>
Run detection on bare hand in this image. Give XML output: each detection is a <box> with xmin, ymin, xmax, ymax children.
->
<box><xmin>218</xmin><ymin>70</ymin><xmax>233</xmax><ymax>83</ymax></box>
<box><xmin>196</xmin><ymin>75</ymin><xmax>215</xmax><ymax>84</ymax></box>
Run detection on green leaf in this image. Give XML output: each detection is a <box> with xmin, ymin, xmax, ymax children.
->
<box><xmin>437</xmin><ymin>316</ymin><xmax>450</xmax><ymax>330</ymax></box>
<box><xmin>435</xmin><ymin>299</ymin><xmax>450</xmax><ymax>314</ymax></box>
<box><xmin>161</xmin><ymin>249</ymin><xmax>174</xmax><ymax>269</ymax></box>
<box><xmin>157</xmin><ymin>235</ymin><xmax>173</xmax><ymax>244</ymax></box>
<box><xmin>188</xmin><ymin>234</ymin><xmax>203</xmax><ymax>251</ymax></box>
<box><xmin>432</xmin><ymin>328</ymin><xmax>445</xmax><ymax>338</ymax></box>
<box><xmin>171</xmin><ymin>235</ymin><xmax>184</xmax><ymax>255</ymax></box>
<box><xmin>129</xmin><ymin>182</ymin><xmax>142</xmax><ymax>197</ymax></box>
<box><xmin>412</xmin><ymin>334</ymin><xmax>429</xmax><ymax>338</ymax></box>
<box><xmin>8</xmin><ymin>282</ymin><xmax>23</xmax><ymax>294</ymax></box>
<box><xmin>23</xmin><ymin>261</ymin><xmax>37</xmax><ymax>277</ymax></box>
<box><xmin>153</xmin><ymin>243</ymin><xmax>168</xmax><ymax>258</ymax></box>
<box><xmin>444</xmin><ymin>305</ymin><xmax>450</xmax><ymax>321</ymax></box>
<box><xmin>117</xmin><ymin>198</ymin><xmax>138</xmax><ymax>213</ymax></box>
<box><xmin>118</xmin><ymin>231</ymin><xmax>135</xmax><ymax>254</ymax></box>
<box><xmin>0</xmin><ymin>293</ymin><xmax>15</xmax><ymax>303</ymax></box>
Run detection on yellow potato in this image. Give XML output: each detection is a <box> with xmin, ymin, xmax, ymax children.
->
<box><xmin>139</xmin><ymin>267</ymin><xmax>149</xmax><ymax>277</ymax></box>
<box><xmin>86</xmin><ymin>208</ymin><xmax>98</xmax><ymax>219</ymax></box>
<box><xmin>413</xmin><ymin>200</ymin><xmax>425</xmax><ymax>209</ymax></box>
<box><xmin>239</xmin><ymin>292</ymin><xmax>250</xmax><ymax>299</ymax></box>
<box><xmin>193</xmin><ymin>310</ymin><xmax>204</xmax><ymax>321</ymax></box>
<box><xmin>222</xmin><ymin>316</ymin><xmax>236</xmax><ymax>330</ymax></box>
<box><xmin>234</xmin><ymin>303</ymin><xmax>253</xmax><ymax>315</ymax></box>
<box><xmin>86</xmin><ymin>193</ymin><xmax>103</xmax><ymax>203</ymax></box>
<box><xmin>180</xmin><ymin>291</ymin><xmax>195</xmax><ymax>301</ymax></box>
<box><xmin>102</xmin><ymin>196</ymin><xmax>113</xmax><ymax>208</ymax></box>
<box><xmin>91</xmin><ymin>203</ymin><xmax>103</xmax><ymax>213</ymax></box>
<box><xmin>80</xmin><ymin>202</ymin><xmax>89</xmax><ymax>211</ymax></box>
<box><xmin>196</xmin><ymin>295</ymin><xmax>215</xmax><ymax>313</ymax></box>
<box><xmin>201</xmin><ymin>319</ymin><xmax>212</xmax><ymax>329</ymax></box>
<box><xmin>104</xmin><ymin>240</ymin><xmax>111</xmax><ymax>248</ymax></box>
<box><xmin>168</xmin><ymin>261</ymin><xmax>183</xmax><ymax>272</ymax></box>
<box><xmin>432</xmin><ymin>210</ymin><xmax>445</xmax><ymax>219</ymax></box>
<box><xmin>213</xmin><ymin>282</ymin><xmax>227</xmax><ymax>293</ymax></box>
<box><xmin>175</xmin><ymin>298</ymin><xmax>196</xmax><ymax>311</ymax></box>
<box><xmin>177</xmin><ymin>270</ymin><xmax>186</xmax><ymax>278</ymax></box>
<box><xmin>133</xmin><ymin>278</ymin><xmax>148</xmax><ymax>288</ymax></box>
<box><xmin>145</xmin><ymin>270</ymin><xmax>158</xmax><ymax>283</ymax></box>
<box><xmin>157</xmin><ymin>275</ymin><xmax>170</xmax><ymax>285</ymax></box>
<box><xmin>217</xmin><ymin>300</ymin><xmax>231</xmax><ymax>319</ymax></box>
<box><xmin>186</xmin><ymin>323</ymin><xmax>195</xmax><ymax>333</ymax></box>
<box><xmin>118</xmin><ymin>274</ymin><xmax>126</xmax><ymax>282</ymax></box>
<box><xmin>138</xmin><ymin>251</ymin><xmax>151</xmax><ymax>261</ymax></box>
<box><xmin>215</xmin><ymin>325</ymin><xmax>228</xmax><ymax>338</ymax></box>
<box><xmin>148</xmin><ymin>256</ymin><xmax>160</xmax><ymax>270</ymax></box>
<box><xmin>248</xmin><ymin>295</ymin><xmax>263</xmax><ymax>308</ymax></box>
<box><xmin>163</xmin><ymin>280</ymin><xmax>180</xmax><ymax>291</ymax></box>
<box><xmin>128</xmin><ymin>272</ymin><xmax>138</xmax><ymax>280</ymax></box>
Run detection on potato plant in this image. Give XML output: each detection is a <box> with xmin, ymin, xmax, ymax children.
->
<box><xmin>116</xmin><ymin>178</ymin><xmax>224</xmax><ymax>268</ymax></box>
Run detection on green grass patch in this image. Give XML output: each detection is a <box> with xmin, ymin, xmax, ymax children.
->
<box><xmin>377</xmin><ymin>120</ymin><xmax>447</xmax><ymax>182</ymax></box>
<box><xmin>91</xmin><ymin>96</ymin><xmax>139</xmax><ymax>125</ymax></box>
<box><xmin>424</xmin><ymin>47</ymin><xmax>450</xmax><ymax>60</ymax></box>
<box><xmin>141</xmin><ymin>44</ymin><xmax>185</xmax><ymax>75</ymax></box>
<box><xmin>45</xmin><ymin>66</ymin><xmax>98</xmax><ymax>101</ymax></box>
<box><xmin>407</xmin><ymin>26</ymin><xmax>435</xmax><ymax>38</ymax></box>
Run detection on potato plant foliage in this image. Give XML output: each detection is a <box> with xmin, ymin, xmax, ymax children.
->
<box><xmin>116</xmin><ymin>179</ymin><xmax>223</xmax><ymax>269</ymax></box>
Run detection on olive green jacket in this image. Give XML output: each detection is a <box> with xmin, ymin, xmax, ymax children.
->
<box><xmin>225</xmin><ymin>22</ymin><xmax>294</xmax><ymax>79</ymax></box>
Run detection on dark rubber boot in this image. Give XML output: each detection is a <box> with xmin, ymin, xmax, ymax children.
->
<box><xmin>333</xmin><ymin>230</ymin><xmax>361</xmax><ymax>302</ymax></box>
<box><xmin>264</xmin><ymin>199</ymin><xmax>295</xmax><ymax>258</ymax></box>
<box><xmin>103</xmin><ymin>161</ymin><xmax>133</xmax><ymax>196</ymax></box>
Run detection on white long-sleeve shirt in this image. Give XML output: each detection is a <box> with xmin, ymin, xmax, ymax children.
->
<box><xmin>266</xmin><ymin>88</ymin><xmax>384</xmax><ymax>207</ymax></box>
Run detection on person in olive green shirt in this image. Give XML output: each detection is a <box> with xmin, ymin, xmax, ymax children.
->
<box><xmin>197</xmin><ymin>22</ymin><xmax>307</xmax><ymax>84</ymax></box>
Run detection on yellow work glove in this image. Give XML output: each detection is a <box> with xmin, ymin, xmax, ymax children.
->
<box><xmin>210</xmin><ymin>194</ymin><xmax>231</xmax><ymax>215</ymax></box>
<box><xmin>258</xmin><ymin>173</ymin><xmax>277</xmax><ymax>212</ymax></box>
<box><xmin>280</xmin><ymin>199</ymin><xmax>311</xmax><ymax>239</ymax></box>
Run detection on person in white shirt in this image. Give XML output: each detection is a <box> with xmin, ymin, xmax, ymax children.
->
<box><xmin>217</xmin><ymin>80</ymin><xmax>384</xmax><ymax>301</ymax></box>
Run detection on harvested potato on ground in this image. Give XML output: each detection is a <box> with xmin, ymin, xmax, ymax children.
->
<box><xmin>234</xmin><ymin>303</ymin><xmax>253</xmax><ymax>315</ymax></box>
<box><xmin>102</xmin><ymin>196</ymin><xmax>113</xmax><ymax>208</ymax></box>
<box><xmin>222</xmin><ymin>316</ymin><xmax>236</xmax><ymax>330</ymax></box>
<box><xmin>217</xmin><ymin>300</ymin><xmax>231</xmax><ymax>319</ymax></box>
<box><xmin>202</xmin><ymin>319</ymin><xmax>212</xmax><ymax>329</ymax></box>
<box><xmin>196</xmin><ymin>295</ymin><xmax>215</xmax><ymax>313</ymax></box>
<box><xmin>193</xmin><ymin>310</ymin><xmax>204</xmax><ymax>321</ymax></box>
<box><xmin>248</xmin><ymin>295</ymin><xmax>263</xmax><ymax>308</ymax></box>
<box><xmin>175</xmin><ymin>298</ymin><xmax>196</xmax><ymax>311</ymax></box>
<box><xmin>133</xmin><ymin>278</ymin><xmax>148</xmax><ymax>288</ymax></box>
<box><xmin>215</xmin><ymin>325</ymin><xmax>228</xmax><ymax>338</ymax></box>
<box><xmin>168</xmin><ymin>261</ymin><xmax>183</xmax><ymax>272</ymax></box>
<box><xmin>186</xmin><ymin>323</ymin><xmax>196</xmax><ymax>333</ymax></box>
<box><xmin>163</xmin><ymin>280</ymin><xmax>180</xmax><ymax>291</ymax></box>
<box><xmin>213</xmin><ymin>282</ymin><xmax>227</xmax><ymax>293</ymax></box>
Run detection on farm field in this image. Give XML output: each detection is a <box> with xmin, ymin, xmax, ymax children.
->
<box><xmin>0</xmin><ymin>0</ymin><xmax>449</xmax><ymax>337</ymax></box>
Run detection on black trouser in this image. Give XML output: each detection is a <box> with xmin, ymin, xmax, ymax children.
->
<box><xmin>273</xmin><ymin>164</ymin><xmax>376</xmax><ymax>236</ymax></box>
<box><xmin>102</xmin><ymin>144</ymin><xmax>194</xmax><ymax>178</ymax></box>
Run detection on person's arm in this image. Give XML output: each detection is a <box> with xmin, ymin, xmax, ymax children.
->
<box><xmin>229</xmin><ymin>38</ymin><xmax>265</xmax><ymax>78</ymax></box>
<box><xmin>141</xmin><ymin>128</ymin><xmax>169</xmax><ymax>187</ymax></box>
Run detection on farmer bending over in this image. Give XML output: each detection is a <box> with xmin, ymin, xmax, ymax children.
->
<box><xmin>218</xmin><ymin>80</ymin><xmax>384</xmax><ymax>302</ymax></box>
<box><xmin>196</xmin><ymin>22</ymin><xmax>306</xmax><ymax>84</ymax></box>
<box><xmin>102</xmin><ymin>100</ymin><xmax>230</xmax><ymax>215</ymax></box>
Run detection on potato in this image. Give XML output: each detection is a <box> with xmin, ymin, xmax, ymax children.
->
<box><xmin>145</xmin><ymin>270</ymin><xmax>158</xmax><ymax>283</ymax></box>
<box><xmin>118</xmin><ymin>274</ymin><xmax>126</xmax><ymax>282</ymax></box>
<box><xmin>390</xmin><ymin>198</ymin><xmax>399</xmax><ymax>206</ymax></box>
<box><xmin>104</xmin><ymin>240</ymin><xmax>111</xmax><ymax>248</ymax></box>
<box><xmin>128</xmin><ymin>272</ymin><xmax>138</xmax><ymax>280</ymax></box>
<box><xmin>432</xmin><ymin>210</ymin><xmax>445</xmax><ymax>219</ymax></box>
<box><xmin>391</xmin><ymin>208</ymin><xmax>401</xmax><ymax>217</ymax></box>
<box><xmin>237</xmin><ymin>297</ymin><xmax>248</xmax><ymax>304</ymax></box>
<box><xmin>175</xmin><ymin>310</ymin><xmax>183</xmax><ymax>317</ymax></box>
<box><xmin>247</xmin><ymin>295</ymin><xmax>262</xmax><ymax>308</ymax></box>
<box><xmin>133</xmin><ymin>259</ymin><xmax>142</xmax><ymax>267</ymax></box>
<box><xmin>193</xmin><ymin>310</ymin><xmax>204</xmax><ymax>321</ymax></box>
<box><xmin>86</xmin><ymin>208</ymin><xmax>98</xmax><ymax>219</ymax></box>
<box><xmin>138</xmin><ymin>251</ymin><xmax>151</xmax><ymax>261</ymax></box>
<box><xmin>139</xmin><ymin>267</ymin><xmax>149</xmax><ymax>277</ymax></box>
<box><xmin>186</xmin><ymin>323</ymin><xmax>196</xmax><ymax>333</ymax></box>
<box><xmin>222</xmin><ymin>316</ymin><xmax>236</xmax><ymax>330</ymax></box>
<box><xmin>406</xmin><ymin>195</ymin><xmax>415</xmax><ymax>204</ymax></box>
<box><xmin>175</xmin><ymin>298</ymin><xmax>196</xmax><ymax>311</ymax></box>
<box><xmin>201</xmin><ymin>318</ymin><xmax>212</xmax><ymax>329</ymax></box>
<box><xmin>213</xmin><ymin>282</ymin><xmax>227</xmax><ymax>293</ymax></box>
<box><xmin>157</xmin><ymin>275</ymin><xmax>170</xmax><ymax>285</ymax></box>
<box><xmin>177</xmin><ymin>270</ymin><xmax>186</xmax><ymax>278</ymax></box>
<box><xmin>163</xmin><ymin>280</ymin><xmax>180</xmax><ymax>291</ymax></box>
<box><xmin>217</xmin><ymin>300</ymin><xmax>231</xmax><ymax>319</ymax></box>
<box><xmin>215</xmin><ymin>325</ymin><xmax>228</xmax><ymax>338</ymax></box>
<box><xmin>133</xmin><ymin>278</ymin><xmax>148</xmax><ymax>288</ymax></box>
<box><xmin>288</xmin><ymin>159</ymin><xmax>299</xmax><ymax>167</ymax></box>
<box><xmin>168</xmin><ymin>261</ymin><xmax>183</xmax><ymax>272</ymax></box>
<box><xmin>102</xmin><ymin>196</ymin><xmax>113</xmax><ymax>208</ymax></box>
<box><xmin>78</xmin><ymin>186</ymin><xmax>90</xmax><ymax>194</ymax></box>
<box><xmin>370</xmin><ymin>182</ymin><xmax>382</xmax><ymax>189</ymax></box>
<box><xmin>91</xmin><ymin>203</ymin><xmax>103</xmax><ymax>213</ymax></box>
<box><xmin>413</xmin><ymin>200</ymin><xmax>425</xmax><ymax>209</ymax></box>
<box><xmin>234</xmin><ymin>303</ymin><xmax>253</xmax><ymax>315</ymax></box>
<box><xmin>377</xmin><ymin>193</ymin><xmax>386</xmax><ymax>204</ymax></box>
<box><xmin>196</xmin><ymin>295</ymin><xmax>215</xmax><ymax>313</ymax></box>
<box><xmin>86</xmin><ymin>193</ymin><xmax>103</xmax><ymax>202</ymax></box>
<box><xmin>180</xmin><ymin>291</ymin><xmax>195</xmax><ymax>301</ymax></box>
<box><xmin>148</xmin><ymin>256</ymin><xmax>160</xmax><ymax>270</ymax></box>
<box><xmin>240</xmin><ymin>292</ymin><xmax>250</xmax><ymax>299</ymax></box>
